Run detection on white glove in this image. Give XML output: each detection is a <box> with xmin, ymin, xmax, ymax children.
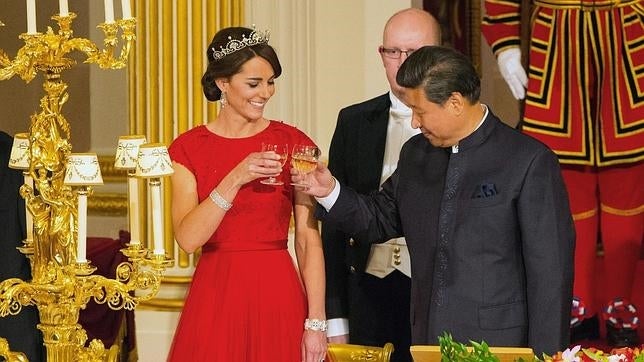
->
<box><xmin>496</xmin><ymin>48</ymin><xmax>528</xmax><ymax>100</ymax></box>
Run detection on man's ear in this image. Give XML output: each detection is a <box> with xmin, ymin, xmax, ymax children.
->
<box><xmin>448</xmin><ymin>92</ymin><xmax>465</xmax><ymax>116</ymax></box>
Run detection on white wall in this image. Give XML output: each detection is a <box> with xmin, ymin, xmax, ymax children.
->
<box><xmin>246</xmin><ymin>0</ymin><xmax>411</xmax><ymax>158</ymax></box>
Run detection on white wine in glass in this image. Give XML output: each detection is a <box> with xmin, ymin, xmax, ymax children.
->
<box><xmin>290</xmin><ymin>144</ymin><xmax>320</xmax><ymax>187</ymax></box>
<box><xmin>260</xmin><ymin>143</ymin><xmax>288</xmax><ymax>185</ymax></box>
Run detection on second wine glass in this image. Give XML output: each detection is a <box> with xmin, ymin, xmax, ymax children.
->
<box><xmin>290</xmin><ymin>144</ymin><xmax>320</xmax><ymax>187</ymax></box>
<box><xmin>260</xmin><ymin>143</ymin><xmax>288</xmax><ymax>185</ymax></box>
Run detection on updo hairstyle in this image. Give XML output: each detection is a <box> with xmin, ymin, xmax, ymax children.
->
<box><xmin>201</xmin><ymin>27</ymin><xmax>282</xmax><ymax>102</ymax></box>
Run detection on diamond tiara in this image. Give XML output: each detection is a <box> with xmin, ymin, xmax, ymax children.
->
<box><xmin>212</xmin><ymin>28</ymin><xmax>270</xmax><ymax>60</ymax></box>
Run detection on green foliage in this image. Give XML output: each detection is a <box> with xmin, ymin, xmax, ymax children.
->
<box><xmin>439</xmin><ymin>332</ymin><xmax>500</xmax><ymax>362</ymax></box>
<box><xmin>437</xmin><ymin>332</ymin><xmax>542</xmax><ymax>362</ymax></box>
<box><xmin>437</xmin><ymin>331</ymin><xmax>644</xmax><ymax>361</ymax></box>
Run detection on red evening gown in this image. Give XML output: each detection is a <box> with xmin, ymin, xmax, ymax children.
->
<box><xmin>167</xmin><ymin>121</ymin><xmax>315</xmax><ymax>362</ymax></box>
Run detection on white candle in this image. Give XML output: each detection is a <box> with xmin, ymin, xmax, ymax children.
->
<box><xmin>59</xmin><ymin>0</ymin><xmax>69</xmax><ymax>16</ymax></box>
<box><xmin>76</xmin><ymin>191</ymin><xmax>88</xmax><ymax>263</ymax></box>
<box><xmin>150</xmin><ymin>181</ymin><xmax>165</xmax><ymax>255</ymax></box>
<box><xmin>26</xmin><ymin>0</ymin><xmax>37</xmax><ymax>34</ymax></box>
<box><xmin>104</xmin><ymin>0</ymin><xmax>115</xmax><ymax>23</ymax></box>
<box><xmin>121</xmin><ymin>0</ymin><xmax>132</xmax><ymax>19</ymax></box>
<box><xmin>127</xmin><ymin>175</ymin><xmax>140</xmax><ymax>245</ymax></box>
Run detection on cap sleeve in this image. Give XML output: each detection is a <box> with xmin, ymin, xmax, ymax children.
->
<box><xmin>168</xmin><ymin>135</ymin><xmax>195</xmax><ymax>174</ymax></box>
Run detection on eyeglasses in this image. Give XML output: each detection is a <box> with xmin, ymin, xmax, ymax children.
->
<box><xmin>379</xmin><ymin>46</ymin><xmax>416</xmax><ymax>59</ymax></box>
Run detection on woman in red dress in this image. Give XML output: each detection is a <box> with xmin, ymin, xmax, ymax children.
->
<box><xmin>167</xmin><ymin>26</ymin><xmax>327</xmax><ymax>362</ymax></box>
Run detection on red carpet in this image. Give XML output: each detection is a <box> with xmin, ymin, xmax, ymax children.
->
<box><xmin>572</xmin><ymin>254</ymin><xmax>644</xmax><ymax>352</ymax></box>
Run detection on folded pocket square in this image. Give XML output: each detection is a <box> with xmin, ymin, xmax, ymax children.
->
<box><xmin>472</xmin><ymin>183</ymin><xmax>498</xmax><ymax>198</ymax></box>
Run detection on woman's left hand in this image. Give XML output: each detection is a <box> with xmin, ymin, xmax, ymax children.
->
<box><xmin>302</xmin><ymin>330</ymin><xmax>327</xmax><ymax>362</ymax></box>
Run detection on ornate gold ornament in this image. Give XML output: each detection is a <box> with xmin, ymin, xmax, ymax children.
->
<box><xmin>0</xmin><ymin>9</ymin><xmax>172</xmax><ymax>362</ymax></box>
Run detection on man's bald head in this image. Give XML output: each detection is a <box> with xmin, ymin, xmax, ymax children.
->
<box><xmin>380</xmin><ymin>8</ymin><xmax>441</xmax><ymax>99</ymax></box>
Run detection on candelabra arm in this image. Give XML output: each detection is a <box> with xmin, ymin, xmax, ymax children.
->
<box><xmin>76</xmin><ymin>260</ymin><xmax>165</xmax><ymax>311</ymax></box>
<box><xmin>66</xmin><ymin>18</ymin><xmax>136</xmax><ymax>70</ymax></box>
<box><xmin>0</xmin><ymin>279</ymin><xmax>38</xmax><ymax>318</ymax></box>
<box><xmin>0</xmin><ymin>338</ymin><xmax>28</xmax><ymax>362</ymax></box>
<box><xmin>63</xmin><ymin>37</ymin><xmax>100</xmax><ymax>63</ymax></box>
<box><xmin>0</xmin><ymin>48</ymin><xmax>10</xmax><ymax>71</ymax></box>
<box><xmin>0</xmin><ymin>34</ymin><xmax>42</xmax><ymax>82</ymax></box>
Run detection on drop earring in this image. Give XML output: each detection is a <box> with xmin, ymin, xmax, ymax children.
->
<box><xmin>220</xmin><ymin>91</ymin><xmax>227</xmax><ymax>108</ymax></box>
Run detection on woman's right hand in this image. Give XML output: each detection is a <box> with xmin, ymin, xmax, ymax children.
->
<box><xmin>228</xmin><ymin>151</ymin><xmax>283</xmax><ymax>186</ymax></box>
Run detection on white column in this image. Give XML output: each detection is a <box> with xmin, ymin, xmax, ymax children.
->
<box><xmin>121</xmin><ymin>0</ymin><xmax>132</xmax><ymax>19</ymax></box>
<box><xmin>76</xmin><ymin>190</ymin><xmax>88</xmax><ymax>263</ymax></box>
<box><xmin>149</xmin><ymin>180</ymin><xmax>165</xmax><ymax>255</ymax></box>
<box><xmin>59</xmin><ymin>0</ymin><xmax>69</xmax><ymax>16</ymax></box>
<box><xmin>127</xmin><ymin>175</ymin><xmax>141</xmax><ymax>245</ymax></box>
<box><xmin>104</xmin><ymin>0</ymin><xmax>115</xmax><ymax>23</ymax></box>
<box><xmin>26</xmin><ymin>0</ymin><xmax>37</xmax><ymax>34</ymax></box>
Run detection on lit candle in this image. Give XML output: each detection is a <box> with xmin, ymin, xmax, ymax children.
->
<box><xmin>26</xmin><ymin>0</ymin><xmax>37</xmax><ymax>34</ymax></box>
<box><xmin>59</xmin><ymin>0</ymin><xmax>69</xmax><ymax>16</ymax></box>
<box><xmin>127</xmin><ymin>175</ymin><xmax>140</xmax><ymax>245</ymax></box>
<box><xmin>76</xmin><ymin>190</ymin><xmax>88</xmax><ymax>263</ymax></box>
<box><xmin>121</xmin><ymin>0</ymin><xmax>132</xmax><ymax>19</ymax></box>
<box><xmin>149</xmin><ymin>180</ymin><xmax>165</xmax><ymax>255</ymax></box>
<box><xmin>104</xmin><ymin>0</ymin><xmax>115</xmax><ymax>23</ymax></box>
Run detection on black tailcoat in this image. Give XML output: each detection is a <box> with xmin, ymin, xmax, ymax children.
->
<box><xmin>323</xmin><ymin>93</ymin><xmax>412</xmax><ymax>361</ymax></box>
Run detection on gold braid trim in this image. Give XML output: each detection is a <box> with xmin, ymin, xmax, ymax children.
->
<box><xmin>534</xmin><ymin>0</ymin><xmax>638</xmax><ymax>9</ymax></box>
<box><xmin>573</xmin><ymin>208</ymin><xmax>597</xmax><ymax>221</ymax></box>
<box><xmin>600</xmin><ymin>203</ymin><xmax>644</xmax><ymax>216</ymax></box>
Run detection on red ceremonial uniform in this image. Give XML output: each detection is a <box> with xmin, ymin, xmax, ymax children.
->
<box><xmin>482</xmin><ymin>0</ymin><xmax>644</xmax><ymax>336</ymax></box>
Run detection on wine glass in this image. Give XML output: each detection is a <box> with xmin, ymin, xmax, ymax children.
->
<box><xmin>260</xmin><ymin>143</ymin><xmax>288</xmax><ymax>185</ymax></box>
<box><xmin>290</xmin><ymin>144</ymin><xmax>321</xmax><ymax>187</ymax></box>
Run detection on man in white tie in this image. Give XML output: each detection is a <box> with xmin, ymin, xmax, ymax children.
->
<box><xmin>322</xmin><ymin>8</ymin><xmax>440</xmax><ymax>362</ymax></box>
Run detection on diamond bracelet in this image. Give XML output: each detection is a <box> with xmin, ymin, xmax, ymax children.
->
<box><xmin>209</xmin><ymin>189</ymin><xmax>232</xmax><ymax>211</ymax></box>
<box><xmin>304</xmin><ymin>318</ymin><xmax>327</xmax><ymax>332</ymax></box>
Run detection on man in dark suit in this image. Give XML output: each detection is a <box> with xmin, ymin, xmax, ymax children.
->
<box><xmin>0</xmin><ymin>130</ymin><xmax>44</xmax><ymax>361</ymax></box>
<box><xmin>294</xmin><ymin>46</ymin><xmax>575</xmax><ymax>356</ymax></box>
<box><xmin>323</xmin><ymin>9</ymin><xmax>440</xmax><ymax>362</ymax></box>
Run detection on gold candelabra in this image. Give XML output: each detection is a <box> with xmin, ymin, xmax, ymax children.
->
<box><xmin>0</xmin><ymin>9</ymin><xmax>172</xmax><ymax>362</ymax></box>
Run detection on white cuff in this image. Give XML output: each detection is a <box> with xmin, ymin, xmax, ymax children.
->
<box><xmin>326</xmin><ymin>318</ymin><xmax>349</xmax><ymax>337</ymax></box>
<box><xmin>315</xmin><ymin>177</ymin><xmax>340</xmax><ymax>211</ymax></box>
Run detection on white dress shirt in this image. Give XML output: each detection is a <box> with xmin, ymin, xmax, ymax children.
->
<box><xmin>363</xmin><ymin>93</ymin><xmax>419</xmax><ymax>279</ymax></box>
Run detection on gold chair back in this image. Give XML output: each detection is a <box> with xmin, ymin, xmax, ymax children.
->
<box><xmin>326</xmin><ymin>342</ymin><xmax>394</xmax><ymax>362</ymax></box>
